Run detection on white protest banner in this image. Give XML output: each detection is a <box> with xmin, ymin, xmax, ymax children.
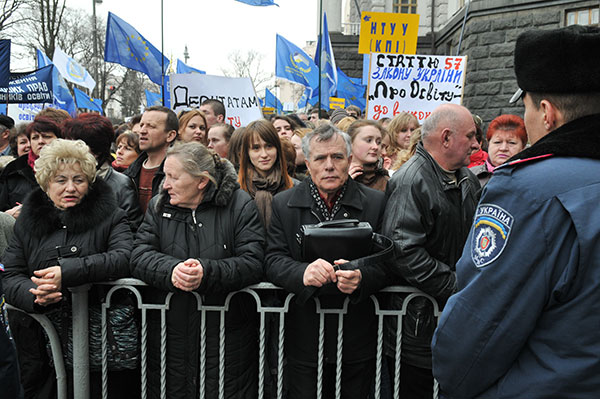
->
<box><xmin>366</xmin><ymin>54</ymin><xmax>467</xmax><ymax>122</ymax></box>
<box><xmin>170</xmin><ymin>73</ymin><xmax>262</xmax><ymax>128</ymax></box>
<box><xmin>7</xmin><ymin>103</ymin><xmax>44</xmax><ymax>123</ymax></box>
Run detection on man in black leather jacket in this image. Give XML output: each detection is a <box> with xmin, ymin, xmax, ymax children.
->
<box><xmin>382</xmin><ymin>103</ymin><xmax>480</xmax><ymax>398</ymax></box>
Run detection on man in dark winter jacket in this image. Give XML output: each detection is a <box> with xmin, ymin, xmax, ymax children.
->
<box><xmin>433</xmin><ymin>25</ymin><xmax>600</xmax><ymax>399</ymax></box>
<box><xmin>266</xmin><ymin>123</ymin><xmax>390</xmax><ymax>399</ymax></box>
<box><xmin>382</xmin><ymin>103</ymin><xmax>480</xmax><ymax>398</ymax></box>
<box><xmin>124</xmin><ymin>105</ymin><xmax>178</xmax><ymax>213</ymax></box>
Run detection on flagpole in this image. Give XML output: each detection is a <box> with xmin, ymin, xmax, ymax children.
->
<box><xmin>161</xmin><ymin>0</ymin><xmax>165</xmax><ymax>106</ymax></box>
<box><xmin>318</xmin><ymin>0</ymin><xmax>322</xmax><ymax>115</ymax></box>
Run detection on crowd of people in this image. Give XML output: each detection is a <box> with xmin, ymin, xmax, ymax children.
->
<box><xmin>0</xmin><ymin>24</ymin><xmax>599</xmax><ymax>399</ymax></box>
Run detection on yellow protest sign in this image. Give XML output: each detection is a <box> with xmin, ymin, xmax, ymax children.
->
<box><xmin>329</xmin><ymin>97</ymin><xmax>345</xmax><ymax>110</ymax></box>
<box><xmin>358</xmin><ymin>12</ymin><xmax>420</xmax><ymax>55</ymax></box>
<box><xmin>262</xmin><ymin>107</ymin><xmax>275</xmax><ymax>115</ymax></box>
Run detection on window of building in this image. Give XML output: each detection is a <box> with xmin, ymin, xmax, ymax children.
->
<box><xmin>393</xmin><ymin>0</ymin><xmax>418</xmax><ymax>14</ymax></box>
<box><xmin>566</xmin><ymin>7</ymin><xmax>599</xmax><ymax>26</ymax></box>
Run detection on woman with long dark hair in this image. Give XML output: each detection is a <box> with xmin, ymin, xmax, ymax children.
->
<box><xmin>238</xmin><ymin>120</ymin><xmax>293</xmax><ymax>227</ymax></box>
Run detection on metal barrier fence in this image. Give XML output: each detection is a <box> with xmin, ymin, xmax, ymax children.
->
<box><xmin>8</xmin><ymin>278</ymin><xmax>440</xmax><ymax>399</ymax></box>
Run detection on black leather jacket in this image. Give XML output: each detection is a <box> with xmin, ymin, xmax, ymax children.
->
<box><xmin>0</xmin><ymin>154</ymin><xmax>37</xmax><ymax>211</ymax></box>
<box><xmin>102</xmin><ymin>165</ymin><xmax>144</xmax><ymax>231</ymax></box>
<box><xmin>382</xmin><ymin>142</ymin><xmax>480</xmax><ymax>368</ymax></box>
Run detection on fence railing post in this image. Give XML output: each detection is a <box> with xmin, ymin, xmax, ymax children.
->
<box><xmin>71</xmin><ymin>284</ymin><xmax>92</xmax><ymax>399</ymax></box>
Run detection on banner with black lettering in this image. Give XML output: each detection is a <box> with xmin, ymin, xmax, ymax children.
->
<box><xmin>366</xmin><ymin>54</ymin><xmax>467</xmax><ymax>122</ymax></box>
<box><xmin>170</xmin><ymin>73</ymin><xmax>262</xmax><ymax>128</ymax></box>
<box><xmin>0</xmin><ymin>65</ymin><xmax>54</xmax><ymax>103</ymax></box>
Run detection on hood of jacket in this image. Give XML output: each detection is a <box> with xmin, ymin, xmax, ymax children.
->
<box><xmin>155</xmin><ymin>157</ymin><xmax>240</xmax><ymax>211</ymax></box>
<box><xmin>19</xmin><ymin>177</ymin><xmax>117</xmax><ymax>237</ymax></box>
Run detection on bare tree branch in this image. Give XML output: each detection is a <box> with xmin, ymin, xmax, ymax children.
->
<box><xmin>221</xmin><ymin>49</ymin><xmax>273</xmax><ymax>93</ymax></box>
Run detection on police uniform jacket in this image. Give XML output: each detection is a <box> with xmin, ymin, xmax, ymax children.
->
<box><xmin>432</xmin><ymin>113</ymin><xmax>600</xmax><ymax>398</ymax></box>
<box><xmin>382</xmin><ymin>142</ymin><xmax>480</xmax><ymax>369</ymax></box>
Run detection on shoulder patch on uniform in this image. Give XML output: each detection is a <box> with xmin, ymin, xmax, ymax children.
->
<box><xmin>471</xmin><ymin>204</ymin><xmax>514</xmax><ymax>268</ymax></box>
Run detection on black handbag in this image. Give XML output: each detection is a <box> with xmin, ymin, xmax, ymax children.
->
<box><xmin>297</xmin><ymin>219</ymin><xmax>395</xmax><ymax>303</ymax></box>
<box><xmin>301</xmin><ymin>219</ymin><xmax>374</xmax><ymax>264</ymax></box>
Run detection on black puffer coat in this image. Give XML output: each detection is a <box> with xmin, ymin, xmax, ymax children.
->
<box><xmin>0</xmin><ymin>154</ymin><xmax>36</xmax><ymax>211</ymax></box>
<box><xmin>382</xmin><ymin>142</ymin><xmax>480</xmax><ymax>369</ymax></box>
<box><xmin>131</xmin><ymin>159</ymin><xmax>264</xmax><ymax>399</ymax></box>
<box><xmin>3</xmin><ymin>177</ymin><xmax>133</xmax><ymax>312</ymax></box>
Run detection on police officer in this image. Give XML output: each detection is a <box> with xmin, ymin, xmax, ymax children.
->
<box><xmin>432</xmin><ymin>25</ymin><xmax>600</xmax><ymax>398</ymax></box>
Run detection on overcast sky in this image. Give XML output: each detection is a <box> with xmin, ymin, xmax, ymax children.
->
<box><xmin>66</xmin><ymin>0</ymin><xmax>319</xmax><ymax>76</ymax></box>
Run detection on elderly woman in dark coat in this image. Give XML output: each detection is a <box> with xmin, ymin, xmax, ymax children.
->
<box><xmin>131</xmin><ymin>141</ymin><xmax>264</xmax><ymax>399</ymax></box>
<box><xmin>3</xmin><ymin>139</ymin><xmax>134</xmax><ymax>398</ymax></box>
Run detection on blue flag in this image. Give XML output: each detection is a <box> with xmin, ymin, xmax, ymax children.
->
<box><xmin>0</xmin><ymin>40</ymin><xmax>10</xmax><ymax>89</ymax></box>
<box><xmin>236</xmin><ymin>0</ymin><xmax>278</xmax><ymax>6</ymax></box>
<box><xmin>275</xmin><ymin>34</ymin><xmax>318</xmax><ymax>92</ymax></box>
<box><xmin>313</xmin><ymin>12</ymin><xmax>338</xmax><ymax>110</ymax></box>
<box><xmin>104</xmin><ymin>12</ymin><xmax>169</xmax><ymax>85</ymax></box>
<box><xmin>265</xmin><ymin>88</ymin><xmax>282</xmax><ymax>114</ymax></box>
<box><xmin>37</xmin><ymin>49</ymin><xmax>77</xmax><ymax>116</ymax></box>
<box><xmin>73</xmin><ymin>87</ymin><xmax>103</xmax><ymax>114</ymax></box>
<box><xmin>335</xmin><ymin>67</ymin><xmax>366</xmax><ymax>110</ymax></box>
<box><xmin>145</xmin><ymin>89</ymin><xmax>162</xmax><ymax>107</ymax></box>
<box><xmin>177</xmin><ymin>59</ymin><xmax>206</xmax><ymax>74</ymax></box>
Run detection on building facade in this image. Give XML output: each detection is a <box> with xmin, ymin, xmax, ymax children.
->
<box><xmin>331</xmin><ymin>0</ymin><xmax>599</xmax><ymax>124</ymax></box>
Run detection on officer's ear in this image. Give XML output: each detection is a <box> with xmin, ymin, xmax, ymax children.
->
<box><xmin>540</xmin><ymin>100</ymin><xmax>563</xmax><ymax>132</ymax></box>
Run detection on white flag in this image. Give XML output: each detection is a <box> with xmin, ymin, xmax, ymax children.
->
<box><xmin>52</xmin><ymin>47</ymin><xmax>96</xmax><ymax>91</ymax></box>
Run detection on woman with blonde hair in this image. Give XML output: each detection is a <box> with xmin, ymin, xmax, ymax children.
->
<box><xmin>3</xmin><ymin>139</ymin><xmax>135</xmax><ymax>398</ymax></box>
<box><xmin>386</xmin><ymin>112</ymin><xmax>420</xmax><ymax>168</ymax></box>
<box><xmin>178</xmin><ymin>109</ymin><xmax>208</xmax><ymax>145</ymax></box>
<box><xmin>348</xmin><ymin>120</ymin><xmax>389</xmax><ymax>191</ymax></box>
<box><xmin>238</xmin><ymin>120</ymin><xmax>293</xmax><ymax>227</ymax></box>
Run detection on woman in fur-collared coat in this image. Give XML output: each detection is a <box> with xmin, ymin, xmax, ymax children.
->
<box><xmin>3</xmin><ymin>139</ymin><xmax>134</xmax><ymax>399</ymax></box>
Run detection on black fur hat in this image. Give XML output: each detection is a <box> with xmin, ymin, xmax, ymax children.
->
<box><xmin>510</xmin><ymin>25</ymin><xmax>600</xmax><ymax>103</ymax></box>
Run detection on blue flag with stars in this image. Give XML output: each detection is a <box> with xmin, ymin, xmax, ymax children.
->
<box><xmin>145</xmin><ymin>89</ymin><xmax>162</xmax><ymax>107</ymax></box>
<box><xmin>104</xmin><ymin>12</ymin><xmax>169</xmax><ymax>85</ymax></box>
<box><xmin>73</xmin><ymin>87</ymin><xmax>103</xmax><ymax>114</ymax></box>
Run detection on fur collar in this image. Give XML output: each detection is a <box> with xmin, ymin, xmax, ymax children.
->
<box><xmin>509</xmin><ymin>113</ymin><xmax>600</xmax><ymax>163</ymax></box>
<box><xmin>19</xmin><ymin>178</ymin><xmax>117</xmax><ymax>237</ymax></box>
<box><xmin>155</xmin><ymin>158</ymin><xmax>240</xmax><ymax>212</ymax></box>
